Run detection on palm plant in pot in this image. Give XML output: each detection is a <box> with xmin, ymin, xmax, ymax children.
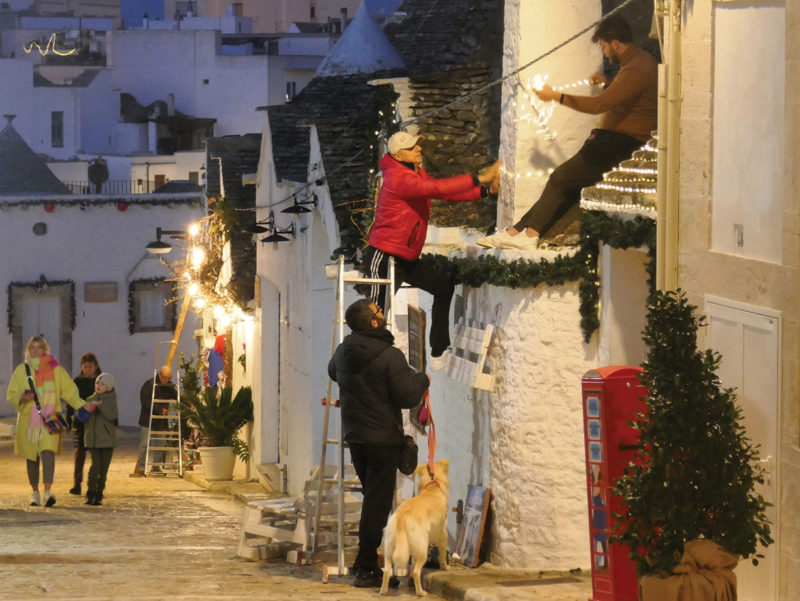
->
<box><xmin>179</xmin><ymin>355</ymin><xmax>253</xmax><ymax>481</ymax></box>
<box><xmin>612</xmin><ymin>290</ymin><xmax>772</xmax><ymax>599</ymax></box>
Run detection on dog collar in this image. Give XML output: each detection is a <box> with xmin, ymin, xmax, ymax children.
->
<box><xmin>421</xmin><ymin>479</ymin><xmax>441</xmax><ymax>491</ymax></box>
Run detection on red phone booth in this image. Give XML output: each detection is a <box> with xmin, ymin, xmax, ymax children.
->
<box><xmin>581</xmin><ymin>366</ymin><xmax>647</xmax><ymax>601</ymax></box>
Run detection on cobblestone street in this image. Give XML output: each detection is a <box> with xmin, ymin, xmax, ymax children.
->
<box><xmin>0</xmin><ymin>427</ymin><xmax>419</xmax><ymax>601</ymax></box>
<box><xmin>1</xmin><ymin>424</ymin><xmax>593</xmax><ymax>601</ymax></box>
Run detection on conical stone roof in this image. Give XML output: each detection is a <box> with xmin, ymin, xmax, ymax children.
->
<box><xmin>0</xmin><ymin>115</ymin><xmax>71</xmax><ymax>196</ymax></box>
<box><xmin>315</xmin><ymin>1</ymin><xmax>405</xmax><ymax>77</ymax></box>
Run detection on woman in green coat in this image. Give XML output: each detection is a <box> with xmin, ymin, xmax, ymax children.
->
<box><xmin>6</xmin><ymin>336</ymin><xmax>94</xmax><ymax>507</ymax></box>
<box><xmin>84</xmin><ymin>372</ymin><xmax>118</xmax><ymax>506</ymax></box>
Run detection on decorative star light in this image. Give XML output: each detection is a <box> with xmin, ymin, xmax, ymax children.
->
<box><xmin>23</xmin><ymin>33</ymin><xmax>77</xmax><ymax>57</ymax></box>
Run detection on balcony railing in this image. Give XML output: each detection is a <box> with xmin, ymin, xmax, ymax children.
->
<box><xmin>62</xmin><ymin>180</ymin><xmax>162</xmax><ymax>195</ymax></box>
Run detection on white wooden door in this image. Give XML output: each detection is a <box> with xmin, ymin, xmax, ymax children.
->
<box><xmin>705</xmin><ymin>296</ymin><xmax>778</xmax><ymax>601</ymax></box>
<box><xmin>21</xmin><ymin>291</ymin><xmax>61</xmax><ymax>359</ymax></box>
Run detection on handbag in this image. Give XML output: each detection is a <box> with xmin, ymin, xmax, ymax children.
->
<box><xmin>398</xmin><ymin>434</ymin><xmax>418</xmax><ymax>475</ymax></box>
<box><xmin>24</xmin><ymin>363</ymin><xmax>71</xmax><ymax>435</ymax></box>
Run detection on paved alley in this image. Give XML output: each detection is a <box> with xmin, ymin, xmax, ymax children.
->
<box><xmin>0</xmin><ymin>427</ymin><xmax>414</xmax><ymax>601</ymax></box>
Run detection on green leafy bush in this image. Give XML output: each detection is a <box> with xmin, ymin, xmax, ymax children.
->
<box><xmin>612</xmin><ymin>290</ymin><xmax>772</xmax><ymax>576</ymax></box>
<box><xmin>180</xmin><ymin>386</ymin><xmax>253</xmax><ymax>458</ymax></box>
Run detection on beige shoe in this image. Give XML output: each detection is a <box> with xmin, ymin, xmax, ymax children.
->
<box><xmin>477</xmin><ymin>230</ymin><xmax>538</xmax><ymax>250</ymax></box>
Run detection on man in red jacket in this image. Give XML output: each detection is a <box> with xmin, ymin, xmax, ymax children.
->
<box><xmin>365</xmin><ymin>131</ymin><xmax>500</xmax><ymax>370</ymax></box>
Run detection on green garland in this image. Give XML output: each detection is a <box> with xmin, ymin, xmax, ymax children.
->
<box><xmin>7</xmin><ymin>276</ymin><xmax>75</xmax><ymax>334</ymax></box>
<box><xmin>418</xmin><ymin>211</ymin><xmax>656</xmax><ymax>341</ymax></box>
<box><xmin>127</xmin><ymin>278</ymin><xmax>178</xmax><ymax>335</ymax></box>
<box><xmin>0</xmin><ymin>197</ymin><xmax>201</xmax><ymax>210</ymax></box>
<box><xmin>578</xmin><ymin>212</ymin><xmax>656</xmax><ymax>341</ymax></box>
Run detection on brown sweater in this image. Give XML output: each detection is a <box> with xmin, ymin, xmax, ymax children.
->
<box><xmin>562</xmin><ymin>45</ymin><xmax>658</xmax><ymax>142</ymax></box>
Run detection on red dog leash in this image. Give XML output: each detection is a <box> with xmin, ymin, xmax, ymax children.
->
<box><xmin>421</xmin><ymin>388</ymin><xmax>436</xmax><ymax>476</ymax></box>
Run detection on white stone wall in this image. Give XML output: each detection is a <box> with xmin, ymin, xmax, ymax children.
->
<box><xmin>415</xmin><ymin>271</ymin><xmax>596</xmax><ymax>568</ymax></box>
<box><xmin>0</xmin><ymin>202</ymin><xmax>204</xmax><ymax>425</ymax></box>
<box><xmin>0</xmin><ymin>60</ymin><xmax>119</xmax><ymax>160</ymax></box>
<box><xmin>676</xmin><ymin>1</ymin><xmax>800</xmax><ymax>598</ymax></box>
<box><xmin>107</xmin><ymin>30</ymin><xmax>269</xmax><ymax>136</ymax></box>
<box><xmin>251</xmin><ymin>125</ymin><xmax>346</xmax><ymax>494</ymax></box>
<box><xmin>499</xmin><ymin>0</ymin><xmax>601</xmax><ymax>228</ymax></box>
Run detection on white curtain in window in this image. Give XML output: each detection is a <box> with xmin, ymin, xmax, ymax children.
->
<box><xmin>137</xmin><ymin>289</ymin><xmax>168</xmax><ymax>329</ymax></box>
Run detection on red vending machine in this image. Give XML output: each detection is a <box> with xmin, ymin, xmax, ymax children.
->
<box><xmin>581</xmin><ymin>366</ymin><xmax>647</xmax><ymax>601</ymax></box>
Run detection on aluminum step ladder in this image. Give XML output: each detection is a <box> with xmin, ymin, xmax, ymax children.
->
<box><xmin>144</xmin><ymin>367</ymin><xmax>183</xmax><ymax>477</ymax></box>
<box><xmin>311</xmin><ymin>254</ymin><xmax>396</xmax><ymax>575</ymax></box>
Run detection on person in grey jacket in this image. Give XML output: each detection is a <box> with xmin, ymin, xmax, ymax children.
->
<box><xmin>84</xmin><ymin>373</ymin><xmax>118</xmax><ymax>506</ymax></box>
<box><xmin>328</xmin><ymin>298</ymin><xmax>430</xmax><ymax>588</ymax></box>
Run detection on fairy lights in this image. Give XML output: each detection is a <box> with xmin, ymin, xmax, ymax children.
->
<box><xmin>580</xmin><ymin>199</ymin><xmax>656</xmax><ymax>217</ymax></box>
<box><xmin>611</xmin><ymin>165</ymin><xmax>657</xmax><ymax>176</ymax></box>
<box><xmin>594</xmin><ymin>182</ymin><xmax>657</xmax><ymax>194</ymax></box>
<box><xmin>23</xmin><ymin>33</ymin><xmax>77</xmax><ymax>56</ymax></box>
<box><xmin>500</xmin><ymin>74</ymin><xmax>598</xmax><ymax>180</ymax></box>
<box><xmin>500</xmin><ymin>165</ymin><xmax>554</xmax><ymax>181</ymax></box>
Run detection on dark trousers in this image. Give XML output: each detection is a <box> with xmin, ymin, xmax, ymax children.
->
<box><xmin>73</xmin><ymin>445</ymin><xmax>86</xmax><ymax>485</ymax></box>
<box><xmin>349</xmin><ymin>442</ymin><xmax>401</xmax><ymax>572</ymax></box>
<box><xmin>514</xmin><ymin>129</ymin><xmax>643</xmax><ymax>234</ymax></box>
<box><xmin>365</xmin><ymin>246</ymin><xmax>454</xmax><ymax>356</ymax></box>
<box><xmin>87</xmin><ymin>448</ymin><xmax>114</xmax><ymax>496</ymax></box>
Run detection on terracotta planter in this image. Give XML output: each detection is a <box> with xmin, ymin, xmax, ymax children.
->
<box><xmin>198</xmin><ymin>446</ymin><xmax>236</xmax><ymax>481</ymax></box>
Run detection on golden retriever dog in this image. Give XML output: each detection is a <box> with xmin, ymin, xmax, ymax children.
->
<box><xmin>380</xmin><ymin>459</ymin><xmax>450</xmax><ymax>596</ymax></box>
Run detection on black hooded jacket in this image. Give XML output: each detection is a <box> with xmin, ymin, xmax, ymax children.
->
<box><xmin>328</xmin><ymin>327</ymin><xmax>429</xmax><ymax>446</ymax></box>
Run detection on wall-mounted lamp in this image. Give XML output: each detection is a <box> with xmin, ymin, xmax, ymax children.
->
<box><xmin>281</xmin><ymin>193</ymin><xmax>318</xmax><ymax>214</ymax></box>
<box><xmin>261</xmin><ymin>222</ymin><xmax>295</xmax><ymax>243</ymax></box>
<box><xmin>243</xmin><ymin>211</ymin><xmax>275</xmax><ymax>234</ymax></box>
<box><xmin>146</xmin><ymin>227</ymin><xmax>187</xmax><ymax>254</ymax></box>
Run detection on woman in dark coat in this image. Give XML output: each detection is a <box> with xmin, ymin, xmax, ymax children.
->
<box><xmin>69</xmin><ymin>352</ymin><xmax>101</xmax><ymax>496</ymax></box>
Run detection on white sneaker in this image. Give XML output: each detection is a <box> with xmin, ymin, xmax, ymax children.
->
<box><xmin>476</xmin><ymin>230</ymin><xmax>539</xmax><ymax>250</ymax></box>
<box><xmin>30</xmin><ymin>491</ymin><xmax>40</xmax><ymax>506</ymax></box>
<box><xmin>429</xmin><ymin>350</ymin><xmax>450</xmax><ymax>372</ymax></box>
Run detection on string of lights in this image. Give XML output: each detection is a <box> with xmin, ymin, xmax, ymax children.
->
<box><xmin>234</xmin><ymin>0</ymin><xmax>640</xmax><ymax>215</ymax></box>
<box><xmin>23</xmin><ymin>33</ymin><xmax>77</xmax><ymax>56</ymax></box>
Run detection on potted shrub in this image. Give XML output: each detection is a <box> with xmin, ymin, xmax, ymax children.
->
<box><xmin>612</xmin><ymin>290</ymin><xmax>772</xmax><ymax>599</ymax></box>
<box><xmin>180</xmin><ymin>378</ymin><xmax>253</xmax><ymax>481</ymax></box>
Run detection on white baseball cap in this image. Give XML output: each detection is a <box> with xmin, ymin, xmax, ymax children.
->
<box><xmin>387</xmin><ymin>131</ymin><xmax>423</xmax><ymax>155</ymax></box>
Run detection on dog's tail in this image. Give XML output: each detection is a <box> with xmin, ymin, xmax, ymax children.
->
<box><xmin>383</xmin><ymin>513</ymin><xmax>410</xmax><ymax>568</ymax></box>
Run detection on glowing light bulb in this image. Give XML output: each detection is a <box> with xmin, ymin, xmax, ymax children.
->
<box><xmin>188</xmin><ymin>283</ymin><xmax>199</xmax><ymax>296</ymax></box>
<box><xmin>188</xmin><ymin>223</ymin><xmax>200</xmax><ymax>237</ymax></box>
<box><xmin>191</xmin><ymin>248</ymin><xmax>205</xmax><ymax>269</ymax></box>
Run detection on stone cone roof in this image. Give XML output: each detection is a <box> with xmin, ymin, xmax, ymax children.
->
<box><xmin>580</xmin><ymin>132</ymin><xmax>658</xmax><ymax>218</ymax></box>
<box><xmin>0</xmin><ymin>115</ymin><xmax>71</xmax><ymax>196</ymax></box>
<box><xmin>315</xmin><ymin>1</ymin><xmax>405</xmax><ymax>77</ymax></box>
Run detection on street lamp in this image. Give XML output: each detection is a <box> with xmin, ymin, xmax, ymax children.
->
<box><xmin>280</xmin><ymin>193</ymin><xmax>318</xmax><ymax>214</ymax></box>
<box><xmin>261</xmin><ymin>222</ymin><xmax>295</xmax><ymax>243</ymax></box>
<box><xmin>146</xmin><ymin>227</ymin><xmax>188</xmax><ymax>254</ymax></box>
<box><xmin>142</xmin><ymin>225</ymin><xmax>196</xmax><ymax>369</ymax></box>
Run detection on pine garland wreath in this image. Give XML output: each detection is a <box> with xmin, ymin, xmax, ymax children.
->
<box><xmin>611</xmin><ymin>290</ymin><xmax>773</xmax><ymax>576</ymax></box>
<box><xmin>415</xmin><ymin>211</ymin><xmax>656</xmax><ymax>341</ymax></box>
<box><xmin>127</xmin><ymin>278</ymin><xmax>177</xmax><ymax>334</ymax></box>
<box><xmin>578</xmin><ymin>212</ymin><xmax>656</xmax><ymax>341</ymax></box>
<box><xmin>7</xmin><ymin>276</ymin><xmax>75</xmax><ymax>334</ymax></box>
<box><xmin>0</xmin><ymin>197</ymin><xmax>201</xmax><ymax>210</ymax></box>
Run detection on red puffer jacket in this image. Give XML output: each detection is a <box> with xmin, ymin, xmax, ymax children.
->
<box><xmin>368</xmin><ymin>154</ymin><xmax>482</xmax><ymax>261</ymax></box>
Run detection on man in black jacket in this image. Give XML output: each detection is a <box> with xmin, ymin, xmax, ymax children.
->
<box><xmin>328</xmin><ymin>299</ymin><xmax>430</xmax><ymax>588</ymax></box>
<box><xmin>131</xmin><ymin>366</ymin><xmax>177</xmax><ymax>477</ymax></box>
